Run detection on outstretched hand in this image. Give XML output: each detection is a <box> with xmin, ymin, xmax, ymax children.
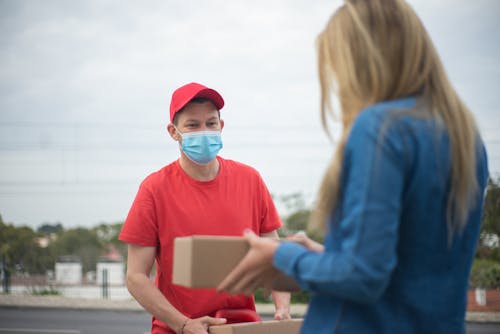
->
<box><xmin>274</xmin><ymin>306</ymin><xmax>292</xmax><ymax>320</ymax></box>
<box><xmin>217</xmin><ymin>229</ymin><xmax>279</xmax><ymax>295</ymax></box>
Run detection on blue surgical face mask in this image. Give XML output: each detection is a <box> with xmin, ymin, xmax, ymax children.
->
<box><xmin>175</xmin><ymin>127</ymin><xmax>223</xmax><ymax>165</ymax></box>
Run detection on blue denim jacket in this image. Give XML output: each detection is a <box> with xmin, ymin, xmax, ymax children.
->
<box><xmin>274</xmin><ymin>97</ymin><xmax>489</xmax><ymax>334</ymax></box>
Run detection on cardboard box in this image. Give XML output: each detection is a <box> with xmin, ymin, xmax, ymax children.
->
<box><xmin>209</xmin><ymin>319</ymin><xmax>303</xmax><ymax>334</ymax></box>
<box><xmin>172</xmin><ymin>235</ymin><xmax>300</xmax><ymax>291</ymax></box>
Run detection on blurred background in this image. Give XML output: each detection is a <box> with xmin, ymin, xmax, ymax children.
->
<box><xmin>0</xmin><ymin>0</ymin><xmax>499</xmax><ymax>315</ymax></box>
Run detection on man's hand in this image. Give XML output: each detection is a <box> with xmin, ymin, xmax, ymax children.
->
<box><xmin>271</xmin><ymin>290</ymin><xmax>291</xmax><ymax>320</ymax></box>
<box><xmin>182</xmin><ymin>316</ymin><xmax>226</xmax><ymax>334</ymax></box>
<box><xmin>274</xmin><ymin>306</ymin><xmax>291</xmax><ymax>320</ymax></box>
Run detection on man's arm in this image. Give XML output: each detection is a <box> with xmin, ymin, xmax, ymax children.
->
<box><xmin>260</xmin><ymin>231</ymin><xmax>291</xmax><ymax>320</ymax></box>
<box><xmin>126</xmin><ymin>244</ymin><xmax>226</xmax><ymax>333</ymax></box>
<box><xmin>126</xmin><ymin>244</ymin><xmax>188</xmax><ymax>332</ymax></box>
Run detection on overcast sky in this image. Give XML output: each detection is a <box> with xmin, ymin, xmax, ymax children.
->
<box><xmin>1</xmin><ymin>0</ymin><xmax>499</xmax><ymax>229</ymax></box>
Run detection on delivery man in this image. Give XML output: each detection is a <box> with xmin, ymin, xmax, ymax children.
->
<box><xmin>119</xmin><ymin>82</ymin><xmax>291</xmax><ymax>334</ymax></box>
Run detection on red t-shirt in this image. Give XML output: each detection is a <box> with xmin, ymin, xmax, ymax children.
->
<box><xmin>119</xmin><ymin>156</ymin><xmax>282</xmax><ymax>333</ymax></box>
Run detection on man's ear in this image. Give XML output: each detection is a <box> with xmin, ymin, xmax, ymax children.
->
<box><xmin>220</xmin><ymin>119</ymin><xmax>224</xmax><ymax>131</ymax></box>
<box><xmin>167</xmin><ymin>123</ymin><xmax>180</xmax><ymax>141</ymax></box>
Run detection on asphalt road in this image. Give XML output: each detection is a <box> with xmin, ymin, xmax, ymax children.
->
<box><xmin>1</xmin><ymin>307</ymin><xmax>500</xmax><ymax>334</ymax></box>
<box><xmin>0</xmin><ymin>307</ymin><xmax>151</xmax><ymax>334</ymax></box>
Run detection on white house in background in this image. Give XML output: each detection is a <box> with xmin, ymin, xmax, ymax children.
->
<box><xmin>55</xmin><ymin>255</ymin><xmax>82</xmax><ymax>284</ymax></box>
<box><xmin>96</xmin><ymin>260</ymin><xmax>124</xmax><ymax>285</ymax></box>
<box><xmin>96</xmin><ymin>245</ymin><xmax>125</xmax><ymax>285</ymax></box>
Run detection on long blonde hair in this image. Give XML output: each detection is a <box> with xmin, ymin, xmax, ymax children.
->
<box><xmin>310</xmin><ymin>0</ymin><xmax>480</xmax><ymax>239</ymax></box>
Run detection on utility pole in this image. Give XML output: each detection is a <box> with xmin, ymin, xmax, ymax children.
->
<box><xmin>102</xmin><ymin>268</ymin><xmax>108</xmax><ymax>299</ymax></box>
<box><xmin>1</xmin><ymin>255</ymin><xmax>10</xmax><ymax>294</ymax></box>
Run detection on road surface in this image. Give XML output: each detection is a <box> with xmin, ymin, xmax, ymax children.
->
<box><xmin>1</xmin><ymin>307</ymin><xmax>499</xmax><ymax>334</ymax></box>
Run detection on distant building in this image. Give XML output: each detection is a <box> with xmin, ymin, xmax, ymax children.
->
<box><xmin>96</xmin><ymin>245</ymin><xmax>125</xmax><ymax>285</ymax></box>
<box><xmin>55</xmin><ymin>255</ymin><xmax>82</xmax><ymax>284</ymax></box>
<box><xmin>96</xmin><ymin>259</ymin><xmax>124</xmax><ymax>285</ymax></box>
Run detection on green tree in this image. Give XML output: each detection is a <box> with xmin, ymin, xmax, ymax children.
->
<box><xmin>286</xmin><ymin>209</ymin><xmax>311</xmax><ymax>233</ymax></box>
<box><xmin>482</xmin><ymin>177</ymin><xmax>500</xmax><ymax>235</ymax></box>
<box><xmin>279</xmin><ymin>192</ymin><xmax>306</xmax><ymax>213</ymax></box>
<box><xmin>94</xmin><ymin>222</ymin><xmax>126</xmax><ymax>260</ymax></box>
<box><xmin>276</xmin><ymin>192</ymin><xmax>324</xmax><ymax>243</ymax></box>
<box><xmin>49</xmin><ymin>227</ymin><xmax>102</xmax><ymax>273</ymax></box>
<box><xmin>470</xmin><ymin>259</ymin><xmax>500</xmax><ymax>289</ymax></box>
<box><xmin>37</xmin><ymin>223</ymin><xmax>63</xmax><ymax>235</ymax></box>
<box><xmin>0</xmin><ymin>219</ymin><xmax>51</xmax><ymax>274</ymax></box>
<box><xmin>476</xmin><ymin>176</ymin><xmax>500</xmax><ymax>261</ymax></box>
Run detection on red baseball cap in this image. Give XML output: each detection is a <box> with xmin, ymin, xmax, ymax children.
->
<box><xmin>169</xmin><ymin>82</ymin><xmax>225</xmax><ymax>122</ymax></box>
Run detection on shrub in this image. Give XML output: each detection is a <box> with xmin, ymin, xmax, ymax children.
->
<box><xmin>30</xmin><ymin>286</ymin><xmax>61</xmax><ymax>296</ymax></box>
<box><xmin>254</xmin><ymin>288</ymin><xmax>273</xmax><ymax>303</ymax></box>
<box><xmin>290</xmin><ymin>290</ymin><xmax>310</xmax><ymax>304</ymax></box>
<box><xmin>470</xmin><ymin>259</ymin><xmax>500</xmax><ymax>289</ymax></box>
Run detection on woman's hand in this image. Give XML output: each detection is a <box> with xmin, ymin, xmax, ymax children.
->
<box><xmin>217</xmin><ymin>229</ymin><xmax>279</xmax><ymax>295</ymax></box>
<box><xmin>287</xmin><ymin>231</ymin><xmax>324</xmax><ymax>252</ymax></box>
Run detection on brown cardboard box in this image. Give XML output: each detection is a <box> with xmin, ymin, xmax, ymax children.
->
<box><xmin>264</xmin><ymin>319</ymin><xmax>303</xmax><ymax>334</ymax></box>
<box><xmin>209</xmin><ymin>319</ymin><xmax>303</xmax><ymax>334</ymax></box>
<box><xmin>172</xmin><ymin>235</ymin><xmax>300</xmax><ymax>291</ymax></box>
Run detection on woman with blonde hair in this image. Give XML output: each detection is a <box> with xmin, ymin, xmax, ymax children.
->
<box><xmin>218</xmin><ymin>0</ymin><xmax>489</xmax><ymax>333</ymax></box>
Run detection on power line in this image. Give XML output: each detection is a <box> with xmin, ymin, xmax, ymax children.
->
<box><xmin>0</xmin><ymin>121</ymin><xmax>160</xmax><ymax>129</ymax></box>
<box><xmin>0</xmin><ymin>121</ymin><xmax>317</xmax><ymax>130</ymax></box>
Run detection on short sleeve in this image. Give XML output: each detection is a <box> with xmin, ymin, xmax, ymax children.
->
<box><xmin>119</xmin><ymin>181</ymin><xmax>159</xmax><ymax>246</ymax></box>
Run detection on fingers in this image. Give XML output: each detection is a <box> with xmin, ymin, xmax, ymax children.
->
<box><xmin>287</xmin><ymin>232</ymin><xmax>307</xmax><ymax>244</ymax></box>
<box><xmin>217</xmin><ymin>234</ymin><xmax>262</xmax><ymax>292</ymax></box>
<box><xmin>184</xmin><ymin>316</ymin><xmax>226</xmax><ymax>334</ymax></box>
<box><xmin>274</xmin><ymin>311</ymin><xmax>292</xmax><ymax>320</ymax></box>
<box><xmin>218</xmin><ymin>230</ymin><xmax>278</xmax><ymax>294</ymax></box>
<box><xmin>220</xmin><ymin>264</ymin><xmax>265</xmax><ymax>294</ymax></box>
<box><xmin>201</xmin><ymin>316</ymin><xmax>227</xmax><ymax>326</ymax></box>
<box><xmin>292</xmin><ymin>230</ymin><xmax>307</xmax><ymax>238</ymax></box>
<box><xmin>240</xmin><ymin>273</ymin><xmax>269</xmax><ymax>295</ymax></box>
<box><xmin>217</xmin><ymin>259</ymin><xmax>247</xmax><ymax>292</ymax></box>
<box><xmin>243</xmin><ymin>229</ymin><xmax>258</xmax><ymax>243</ymax></box>
<box><xmin>222</xmin><ymin>268</ymin><xmax>277</xmax><ymax>295</ymax></box>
